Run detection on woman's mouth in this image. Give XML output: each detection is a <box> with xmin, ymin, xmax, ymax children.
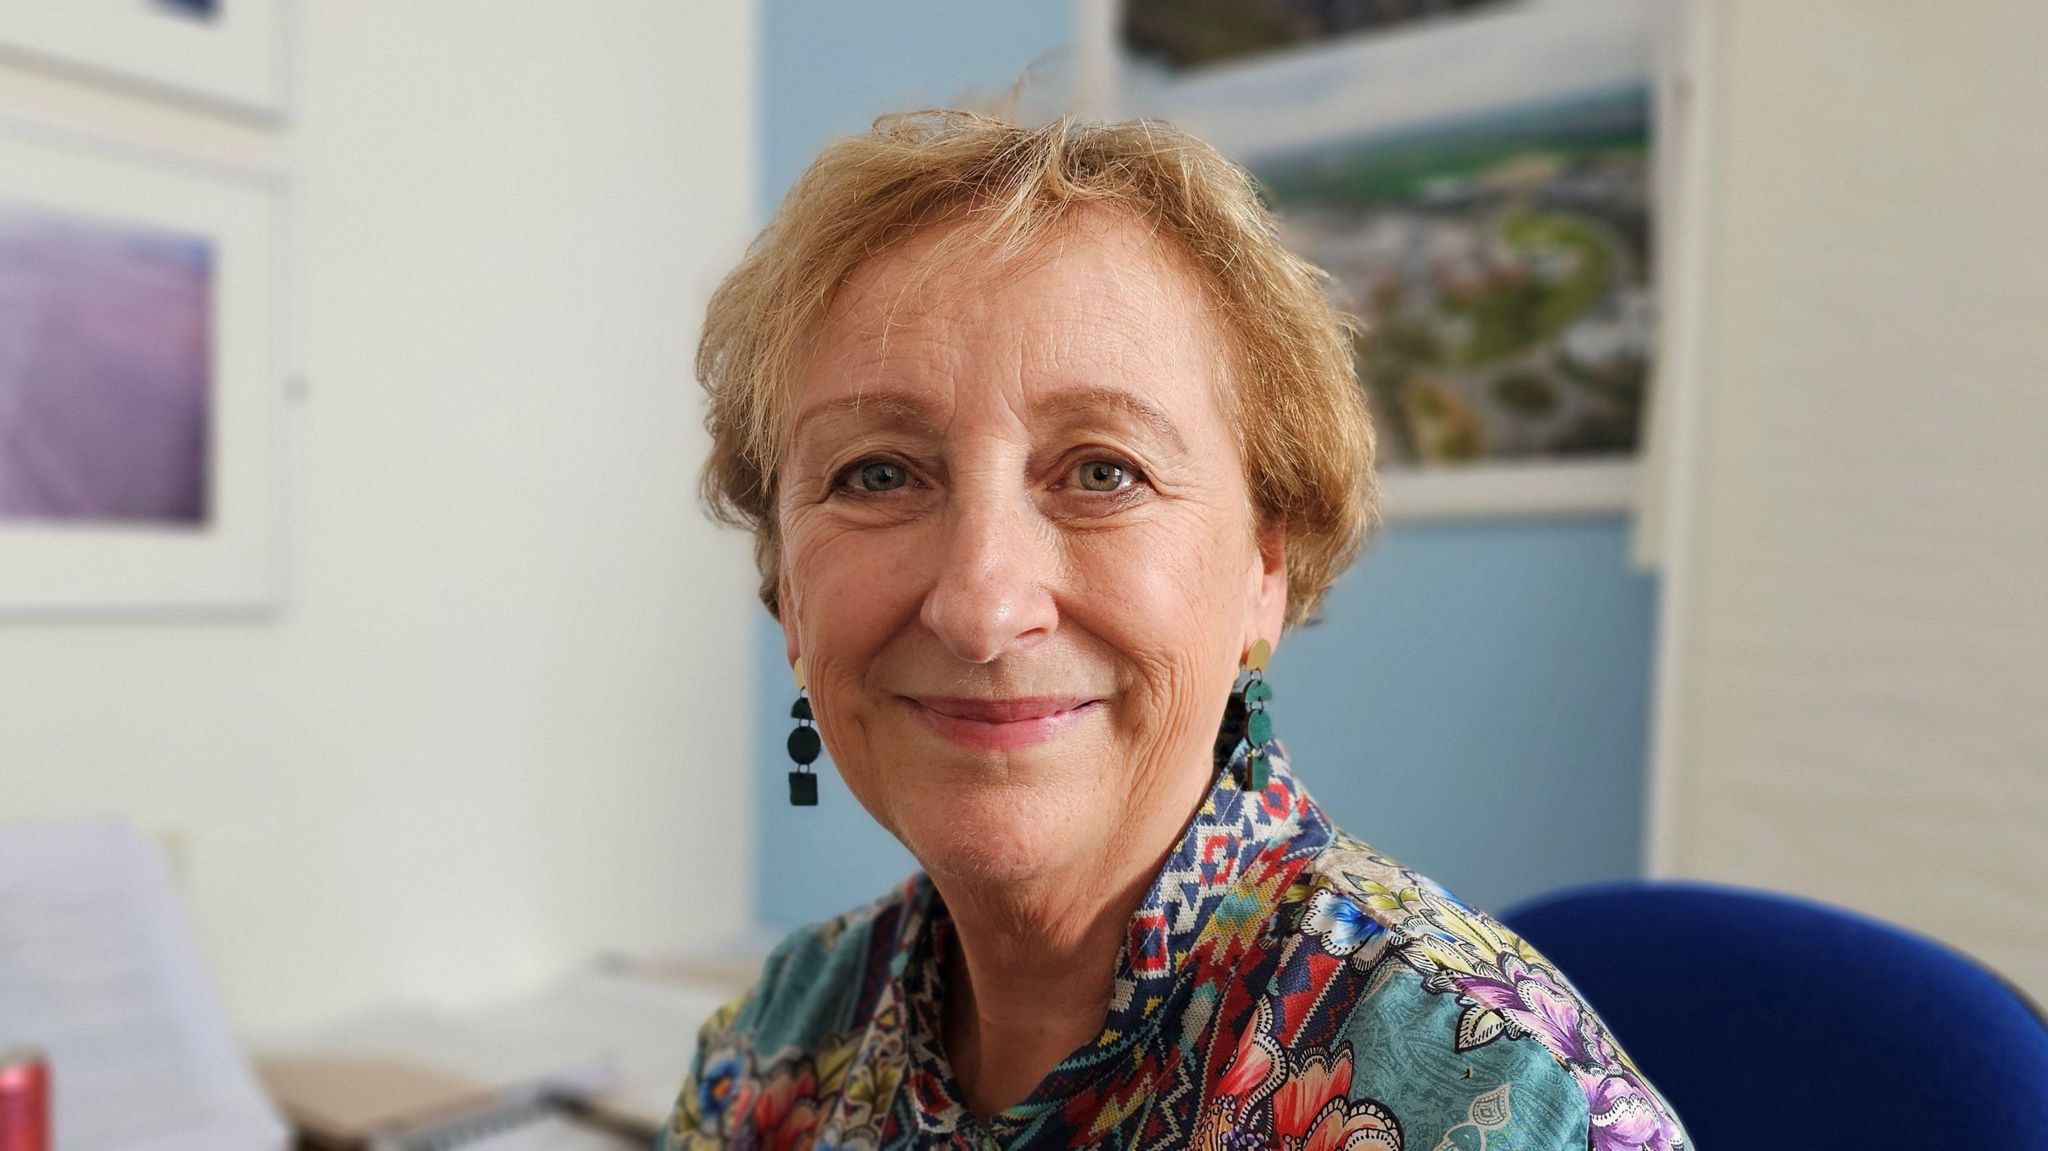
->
<box><xmin>900</xmin><ymin>695</ymin><xmax>1100</xmax><ymax>751</ymax></box>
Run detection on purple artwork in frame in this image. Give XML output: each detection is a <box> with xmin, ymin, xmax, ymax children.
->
<box><xmin>0</xmin><ymin>200</ymin><xmax>214</xmax><ymax>526</ymax></box>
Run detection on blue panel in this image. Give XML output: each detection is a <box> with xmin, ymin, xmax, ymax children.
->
<box><xmin>1278</xmin><ymin>517</ymin><xmax>1658</xmax><ymax>912</ymax></box>
<box><xmin>760</xmin><ymin>0</ymin><xmax>1074</xmax><ymax>212</ymax></box>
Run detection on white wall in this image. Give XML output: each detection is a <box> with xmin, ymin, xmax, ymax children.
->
<box><xmin>1657</xmin><ymin>1</ymin><xmax>2048</xmax><ymax>997</ymax></box>
<box><xmin>0</xmin><ymin>0</ymin><xmax>759</xmax><ymax>1036</ymax></box>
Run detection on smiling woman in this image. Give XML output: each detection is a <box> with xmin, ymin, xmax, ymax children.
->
<box><xmin>778</xmin><ymin>208</ymin><xmax>1267</xmax><ymax>898</ymax></box>
<box><xmin>664</xmin><ymin>111</ymin><xmax>1689</xmax><ymax>1151</ymax></box>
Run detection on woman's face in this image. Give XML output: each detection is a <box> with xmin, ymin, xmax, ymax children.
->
<box><xmin>776</xmin><ymin>209</ymin><xmax>1288</xmax><ymax>888</ymax></box>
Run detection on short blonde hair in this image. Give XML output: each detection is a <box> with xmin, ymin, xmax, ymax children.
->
<box><xmin>697</xmin><ymin>110</ymin><xmax>1378</xmax><ymax>630</ymax></box>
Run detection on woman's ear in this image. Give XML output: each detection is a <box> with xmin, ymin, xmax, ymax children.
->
<box><xmin>778</xmin><ymin>571</ymin><xmax>801</xmax><ymax>671</ymax></box>
<box><xmin>1251</xmin><ymin>515</ymin><xmax>1289</xmax><ymax>647</ymax></box>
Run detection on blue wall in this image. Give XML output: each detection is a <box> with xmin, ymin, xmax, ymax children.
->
<box><xmin>758</xmin><ymin>1</ymin><xmax>1076</xmax><ymax>215</ymax></box>
<box><xmin>751</xmin><ymin>0</ymin><xmax>1659</xmax><ymax>932</ymax></box>
<box><xmin>1274</xmin><ymin>519</ymin><xmax>1656</xmax><ymax>906</ymax></box>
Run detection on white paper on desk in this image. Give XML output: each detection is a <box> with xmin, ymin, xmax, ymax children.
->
<box><xmin>0</xmin><ymin>819</ymin><xmax>289</xmax><ymax>1151</ymax></box>
<box><xmin>268</xmin><ymin>966</ymin><xmax>735</xmax><ymax>1136</ymax></box>
<box><xmin>482</xmin><ymin>966</ymin><xmax>736</xmax><ymax>1130</ymax></box>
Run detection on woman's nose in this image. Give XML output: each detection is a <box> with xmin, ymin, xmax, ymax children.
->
<box><xmin>919</xmin><ymin>481</ymin><xmax>1059</xmax><ymax>666</ymax></box>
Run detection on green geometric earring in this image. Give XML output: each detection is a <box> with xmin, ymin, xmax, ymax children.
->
<box><xmin>1239</xmin><ymin>638</ymin><xmax>1273</xmax><ymax>792</ymax></box>
<box><xmin>787</xmin><ymin>657</ymin><xmax>820</xmax><ymax>807</ymax></box>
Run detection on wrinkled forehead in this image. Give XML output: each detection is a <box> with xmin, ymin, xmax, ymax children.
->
<box><xmin>790</xmin><ymin>207</ymin><xmax>1234</xmax><ymax>425</ymax></box>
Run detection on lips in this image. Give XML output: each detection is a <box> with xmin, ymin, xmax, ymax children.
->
<box><xmin>907</xmin><ymin>696</ymin><xmax>1098</xmax><ymax>723</ymax></box>
<box><xmin>900</xmin><ymin>695</ymin><xmax>1100</xmax><ymax>751</ymax></box>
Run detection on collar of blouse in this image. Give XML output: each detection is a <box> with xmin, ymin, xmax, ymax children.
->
<box><xmin>878</xmin><ymin>740</ymin><xmax>1336</xmax><ymax>1137</ymax></box>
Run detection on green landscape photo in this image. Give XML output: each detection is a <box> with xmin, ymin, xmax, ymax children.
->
<box><xmin>1252</xmin><ymin>86</ymin><xmax>1653</xmax><ymax>467</ymax></box>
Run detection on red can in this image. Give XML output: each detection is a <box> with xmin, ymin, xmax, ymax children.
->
<box><xmin>0</xmin><ymin>1047</ymin><xmax>48</xmax><ymax>1151</ymax></box>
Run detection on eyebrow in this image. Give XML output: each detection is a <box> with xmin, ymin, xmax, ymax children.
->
<box><xmin>1036</xmin><ymin>387</ymin><xmax>1190</xmax><ymax>456</ymax></box>
<box><xmin>792</xmin><ymin>392</ymin><xmax>944</xmax><ymax>448</ymax></box>
<box><xmin>791</xmin><ymin>386</ymin><xmax>1189</xmax><ymax>456</ymax></box>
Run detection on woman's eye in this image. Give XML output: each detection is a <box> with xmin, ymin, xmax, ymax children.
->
<box><xmin>1074</xmin><ymin>459</ymin><xmax>1134</xmax><ymax>493</ymax></box>
<box><xmin>846</xmin><ymin>460</ymin><xmax>908</xmax><ymax>493</ymax></box>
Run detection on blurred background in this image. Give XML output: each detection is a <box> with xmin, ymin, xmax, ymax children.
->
<box><xmin>0</xmin><ymin>0</ymin><xmax>2042</xmax><ymax>1117</ymax></box>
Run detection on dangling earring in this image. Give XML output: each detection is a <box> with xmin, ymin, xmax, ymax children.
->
<box><xmin>1217</xmin><ymin>638</ymin><xmax>1274</xmax><ymax>792</ymax></box>
<box><xmin>787</xmin><ymin>656</ymin><xmax>820</xmax><ymax>807</ymax></box>
<box><xmin>1243</xmin><ymin>639</ymin><xmax>1274</xmax><ymax>790</ymax></box>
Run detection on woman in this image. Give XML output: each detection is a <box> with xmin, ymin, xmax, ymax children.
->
<box><xmin>665</xmin><ymin>111</ymin><xmax>1687</xmax><ymax>1151</ymax></box>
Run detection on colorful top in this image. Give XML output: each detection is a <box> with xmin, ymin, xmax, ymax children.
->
<box><xmin>661</xmin><ymin>744</ymin><xmax>1689</xmax><ymax>1150</ymax></box>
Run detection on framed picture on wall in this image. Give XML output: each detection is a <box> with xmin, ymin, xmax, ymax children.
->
<box><xmin>1104</xmin><ymin>0</ymin><xmax>1658</xmax><ymax>518</ymax></box>
<box><xmin>0</xmin><ymin>118</ymin><xmax>288</xmax><ymax>613</ymax></box>
<box><xmin>0</xmin><ymin>0</ymin><xmax>286</xmax><ymax>121</ymax></box>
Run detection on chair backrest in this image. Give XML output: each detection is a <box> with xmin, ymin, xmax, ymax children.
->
<box><xmin>1497</xmin><ymin>879</ymin><xmax>2048</xmax><ymax>1150</ymax></box>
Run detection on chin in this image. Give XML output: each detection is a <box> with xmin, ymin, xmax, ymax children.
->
<box><xmin>889</xmin><ymin>777</ymin><xmax>1094</xmax><ymax>886</ymax></box>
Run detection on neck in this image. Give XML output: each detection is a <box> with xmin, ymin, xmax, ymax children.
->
<box><xmin>927</xmin><ymin>762</ymin><xmax>1217</xmax><ymax>1119</ymax></box>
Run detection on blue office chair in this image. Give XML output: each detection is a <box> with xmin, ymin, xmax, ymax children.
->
<box><xmin>1496</xmin><ymin>879</ymin><xmax>2048</xmax><ymax>1150</ymax></box>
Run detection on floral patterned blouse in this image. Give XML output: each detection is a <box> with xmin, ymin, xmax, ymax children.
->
<box><xmin>661</xmin><ymin>743</ymin><xmax>1689</xmax><ymax>1150</ymax></box>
